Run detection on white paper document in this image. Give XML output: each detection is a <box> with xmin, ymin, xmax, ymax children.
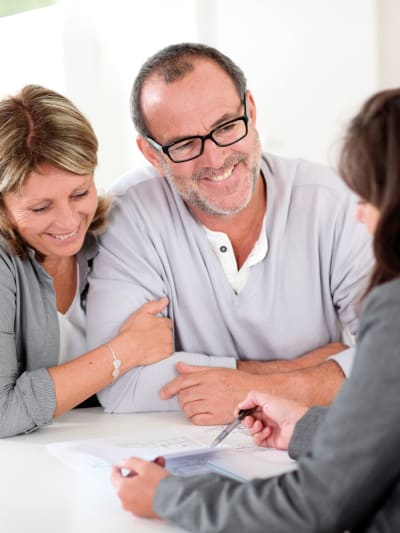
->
<box><xmin>47</xmin><ymin>426</ymin><xmax>296</xmax><ymax>482</ymax></box>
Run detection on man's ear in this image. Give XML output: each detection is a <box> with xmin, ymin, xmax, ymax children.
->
<box><xmin>137</xmin><ymin>136</ymin><xmax>164</xmax><ymax>174</ymax></box>
<box><xmin>246</xmin><ymin>90</ymin><xmax>257</xmax><ymax>124</ymax></box>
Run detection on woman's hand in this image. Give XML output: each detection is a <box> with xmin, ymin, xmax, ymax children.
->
<box><xmin>114</xmin><ymin>297</ymin><xmax>174</xmax><ymax>369</ymax></box>
<box><xmin>236</xmin><ymin>390</ymin><xmax>309</xmax><ymax>450</ymax></box>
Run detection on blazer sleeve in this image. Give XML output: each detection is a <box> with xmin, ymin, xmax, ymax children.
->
<box><xmin>288</xmin><ymin>406</ymin><xmax>328</xmax><ymax>460</ymax></box>
<box><xmin>153</xmin><ymin>281</ymin><xmax>400</xmax><ymax>532</ymax></box>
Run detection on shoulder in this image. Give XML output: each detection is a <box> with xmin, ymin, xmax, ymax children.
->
<box><xmin>264</xmin><ymin>154</ymin><xmax>359</xmax><ymax>237</ymax></box>
<box><xmin>108</xmin><ymin>165</ymin><xmax>164</xmax><ymax>196</ymax></box>
<box><xmin>108</xmin><ymin>165</ymin><xmax>176</xmax><ymax>213</ymax></box>
<box><xmin>362</xmin><ymin>279</ymin><xmax>400</xmax><ymax>318</ymax></box>
<box><xmin>266</xmin><ymin>153</ymin><xmax>351</xmax><ymax>200</ymax></box>
<box><xmin>0</xmin><ymin>237</ymin><xmax>51</xmax><ymax>288</ymax></box>
<box><xmin>356</xmin><ymin>279</ymin><xmax>400</xmax><ymax>345</ymax></box>
<box><xmin>0</xmin><ymin>238</ymin><xmax>18</xmax><ymax>277</ymax></box>
<box><xmin>106</xmin><ymin>166</ymin><xmax>187</xmax><ymax>229</ymax></box>
<box><xmin>353</xmin><ymin>278</ymin><xmax>400</xmax><ymax>373</ymax></box>
<box><xmin>0</xmin><ymin>239</ymin><xmax>36</xmax><ymax>294</ymax></box>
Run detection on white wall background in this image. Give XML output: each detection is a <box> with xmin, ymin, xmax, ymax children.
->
<box><xmin>1</xmin><ymin>0</ymin><xmax>399</xmax><ymax>191</ymax></box>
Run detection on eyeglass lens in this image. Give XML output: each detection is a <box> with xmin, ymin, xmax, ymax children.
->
<box><xmin>168</xmin><ymin>118</ymin><xmax>247</xmax><ymax>162</ymax></box>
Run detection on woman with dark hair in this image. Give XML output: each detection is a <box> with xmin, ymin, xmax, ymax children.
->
<box><xmin>111</xmin><ymin>88</ymin><xmax>400</xmax><ymax>532</ymax></box>
<box><xmin>0</xmin><ymin>85</ymin><xmax>173</xmax><ymax>438</ymax></box>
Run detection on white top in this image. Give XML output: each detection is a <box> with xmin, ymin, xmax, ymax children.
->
<box><xmin>58</xmin><ymin>266</ymin><xmax>86</xmax><ymax>364</ymax></box>
<box><xmin>203</xmin><ymin>214</ymin><xmax>268</xmax><ymax>294</ymax></box>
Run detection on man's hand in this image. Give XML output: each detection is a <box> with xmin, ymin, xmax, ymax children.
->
<box><xmin>111</xmin><ymin>457</ymin><xmax>169</xmax><ymax>518</ymax></box>
<box><xmin>237</xmin><ymin>391</ymin><xmax>308</xmax><ymax>450</ymax></box>
<box><xmin>160</xmin><ymin>359</ymin><xmax>344</xmax><ymax>425</ymax></box>
<box><xmin>160</xmin><ymin>362</ymin><xmax>260</xmax><ymax>425</ymax></box>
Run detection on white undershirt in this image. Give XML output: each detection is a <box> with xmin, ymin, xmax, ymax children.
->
<box><xmin>57</xmin><ymin>266</ymin><xmax>86</xmax><ymax>364</ymax></box>
<box><xmin>203</xmin><ymin>214</ymin><xmax>268</xmax><ymax>293</ymax></box>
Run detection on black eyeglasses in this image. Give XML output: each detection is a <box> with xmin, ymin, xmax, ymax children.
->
<box><xmin>145</xmin><ymin>94</ymin><xmax>248</xmax><ymax>163</ymax></box>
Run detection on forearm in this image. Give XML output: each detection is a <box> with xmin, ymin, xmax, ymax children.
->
<box><xmin>252</xmin><ymin>360</ymin><xmax>345</xmax><ymax>406</ymax></box>
<box><xmin>98</xmin><ymin>351</ymin><xmax>236</xmax><ymax>413</ymax></box>
<box><xmin>48</xmin><ymin>344</ymin><xmax>116</xmax><ymax>417</ymax></box>
<box><xmin>238</xmin><ymin>342</ymin><xmax>347</xmax><ymax>374</ymax></box>
<box><xmin>50</xmin><ymin>323</ymin><xmax>171</xmax><ymax>417</ymax></box>
<box><xmin>153</xmin><ymin>470</ymin><xmax>336</xmax><ymax>533</ymax></box>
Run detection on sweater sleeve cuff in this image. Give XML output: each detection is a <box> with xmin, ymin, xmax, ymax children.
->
<box><xmin>328</xmin><ymin>346</ymin><xmax>356</xmax><ymax>377</ymax></box>
<box><xmin>208</xmin><ymin>356</ymin><xmax>237</xmax><ymax>369</ymax></box>
<box><xmin>17</xmin><ymin>368</ymin><xmax>56</xmax><ymax>431</ymax></box>
<box><xmin>170</xmin><ymin>352</ymin><xmax>236</xmax><ymax>369</ymax></box>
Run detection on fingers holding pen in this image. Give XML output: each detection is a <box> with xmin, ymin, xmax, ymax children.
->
<box><xmin>235</xmin><ymin>390</ymin><xmax>309</xmax><ymax>450</ymax></box>
<box><xmin>111</xmin><ymin>456</ymin><xmax>170</xmax><ymax>518</ymax></box>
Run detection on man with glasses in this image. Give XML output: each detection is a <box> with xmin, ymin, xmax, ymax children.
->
<box><xmin>87</xmin><ymin>43</ymin><xmax>373</xmax><ymax>424</ymax></box>
<box><xmin>145</xmin><ymin>94</ymin><xmax>249</xmax><ymax>163</ymax></box>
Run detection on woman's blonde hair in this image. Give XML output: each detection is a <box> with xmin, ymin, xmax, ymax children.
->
<box><xmin>0</xmin><ymin>84</ymin><xmax>110</xmax><ymax>255</ymax></box>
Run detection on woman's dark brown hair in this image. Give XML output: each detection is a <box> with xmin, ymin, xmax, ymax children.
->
<box><xmin>339</xmin><ymin>88</ymin><xmax>400</xmax><ymax>293</ymax></box>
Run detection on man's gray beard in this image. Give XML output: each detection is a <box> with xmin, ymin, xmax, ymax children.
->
<box><xmin>160</xmin><ymin>157</ymin><xmax>261</xmax><ymax>217</ymax></box>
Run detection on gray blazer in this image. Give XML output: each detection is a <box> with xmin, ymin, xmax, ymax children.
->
<box><xmin>154</xmin><ymin>279</ymin><xmax>400</xmax><ymax>532</ymax></box>
<box><xmin>0</xmin><ymin>235</ymin><xmax>97</xmax><ymax>438</ymax></box>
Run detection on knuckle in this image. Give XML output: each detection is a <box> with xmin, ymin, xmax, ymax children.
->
<box><xmin>179</xmin><ymin>393</ymin><xmax>189</xmax><ymax>410</ymax></box>
<box><xmin>191</xmin><ymin>413</ymin><xmax>207</xmax><ymax>425</ymax></box>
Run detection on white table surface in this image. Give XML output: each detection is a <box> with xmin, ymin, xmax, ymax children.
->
<box><xmin>0</xmin><ymin>408</ymin><xmax>295</xmax><ymax>533</ymax></box>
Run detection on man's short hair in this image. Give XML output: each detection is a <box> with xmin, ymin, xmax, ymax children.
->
<box><xmin>131</xmin><ymin>43</ymin><xmax>247</xmax><ymax>137</ymax></box>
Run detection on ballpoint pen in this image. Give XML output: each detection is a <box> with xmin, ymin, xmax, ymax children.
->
<box><xmin>210</xmin><ymin>408</ymin><xmax>257</xmax><ymax>448</ymax></box>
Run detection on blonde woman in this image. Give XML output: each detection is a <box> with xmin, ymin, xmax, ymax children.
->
<box><xmin>0</xmin><ymin>85</ymin><xmax>173</xmax><ymax>438</ymax></box>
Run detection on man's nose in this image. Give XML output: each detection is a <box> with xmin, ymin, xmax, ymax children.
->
<box><xmin>199</xmin><ymin>137</ymin><xmax>229</xmax><ymax>168</ymax></box>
